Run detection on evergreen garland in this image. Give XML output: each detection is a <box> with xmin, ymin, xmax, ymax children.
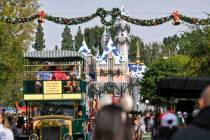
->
<box><xmin>0</xmin><ymin>8</ymin><xmax>209</xmax><ymax>26</ymax></box>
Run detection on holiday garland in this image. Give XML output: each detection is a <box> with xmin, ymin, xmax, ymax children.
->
<box><xmin>120</xmin><ymin>15</ymin><xmax>173</xmax><ymax>26</ymax></box>
<box><xmin>0</xmin><ymin>14</ymin><xmax>39</xmax><ymax>24</ymax></box>
<box><xmin>0</xmin><ymin>8</ymin><xmax>209</xmax><ymax>26</ymax></box>
<box><xmin>180</xmin><ymin>15</ymin><xmax>210</xmax><ymax>25</ymax></box>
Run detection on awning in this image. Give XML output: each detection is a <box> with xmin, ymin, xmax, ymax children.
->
<box><xmin>156</xmin><ymin>77</ymin><xmax>210</xmax><ymax>98</ymax></box>
<box><xmin>24</xmin><ymin>50</ymin><xmax>84</xmax><ymax>61</ymax></box>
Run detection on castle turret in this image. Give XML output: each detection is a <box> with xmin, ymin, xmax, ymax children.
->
<box><xmin>101</xmin><ymin>27</ymin><xmax>110</xmax><ymax>48</ymax></box>
<box><xmin>115</xmin><ymin>6</ymin><xmax>130</xmax><ymax>62</ymax></box>
<box><xmin>114</xmin><ymin>6</ymin><xmax>130</xmax><ymax>82</ymax></box>
<box><xmin>136</xmin><ymin>40</ymin><xmax>141</xmax><ymax>65</ymax></box>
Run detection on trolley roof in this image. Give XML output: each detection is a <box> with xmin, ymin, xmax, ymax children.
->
<box><xmin>24</xmin><ymin>50</ymin><xmax>84</xmax><ymax>61</ymax></box>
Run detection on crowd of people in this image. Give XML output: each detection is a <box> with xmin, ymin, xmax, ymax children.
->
<box><xmin>92</xmin><ymin>85</ymin><xmax>210</xmax><ymax>140</ymax></box>
<box><xmin>36</xmin><ymin>63</ymin><xmax>78</xmax><ymax>81</ymax></box>
<box><xmin>35</xmin><ymin>63</ymin><xmax>81</xmax><ymax>93</ymax></box>
<box><xmin>0</xmin><ymin>111</ymin><xmax>26</xmax><ymax>140</ymax></box>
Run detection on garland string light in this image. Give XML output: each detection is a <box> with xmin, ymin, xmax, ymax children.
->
<box><xmin>0</xmin><ymin>8</ymin><xmax>209</xmax><ymax>26</ymax></box>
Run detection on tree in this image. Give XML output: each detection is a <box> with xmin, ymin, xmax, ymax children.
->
<box><xmin>32</xmin><ymin>22</ymin><xmax>45</xmax><ymax>51</ymax></box>
<box><xmin>141</xmin><ymin>42</ymin><xmax>163</xmax><ymax>65</ymax></box>
<box><xmin>84</xmin><ymin>26</ymin><xmax>104</xmax><ymax>55</ymax></box>
<box><xmin>162</xmin><ymin>35</ymin><xmax>179</xmax><ymax>58</ymax></box>
<box><xmin>61</xmin><ymin>25</ymin><xmax>73</xmax><ymax>50</ymax></box>
<box><xmin>109</xmin><ymin>26</ymin><xmax>117</xmax><ymax>40</ymax></box>
<box><xmin>140</xmin><ymin>55</ymin><xmax>191</xmax><ymax>104</ymax></box>
<box><xmin>0</xmin><ymin>0</ymin><xmax>39</xmax><ymax>106</ymax></box>
<box><xmin>128</xmin><ymin>35</ymin><xmax>144</xmax><ymax>62</ymax></box>
<box><xmin>178</xmin><ymin>26</ymin><xmax>210</xmax><ymax>76</ymax></box>
<box><xmin>75</xmin><ymin>26</ymin><xmax>83</xmax><ymax>51</ymax></box>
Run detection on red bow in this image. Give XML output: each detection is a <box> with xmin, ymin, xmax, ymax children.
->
<box><xmin>172</xmin><ymin>11</ymin><xmax>180</xmax><ymax>25</ymax></box>
<box><xmin>37</xmin><ymin>10</ymin><xmax>45</xmax><ymax>23</ymax></box>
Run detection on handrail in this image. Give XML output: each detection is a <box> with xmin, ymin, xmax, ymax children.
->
<box><xmin>23</xmin><ymin>80</ymin><xmax>86</xmax><ymax>94</ymax></box>
<box><xmin>24</xmin><ymin>64</ymin><xmax>81</xmax><ymax>66</ymax></box>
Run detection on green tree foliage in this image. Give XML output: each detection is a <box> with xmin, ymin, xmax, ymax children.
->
<box><xmin>140</xmin><ymin>55</ymin><xmax>191</xmax><ymax>104</ymax></box>
<box><xmin>80</xmin><ymin>26</ymin><xmax>143</xmax><ymax>57</ymax></box>
<box><xmin>75</xmin><ymin>26</ymin><xmax>83</xmax><ymax>51</ymax></box>
<box><xmin>61</xmin><ymin>25</ymin><xmax>73</xmax><ymax>50</ymax></box>
<box><xmin>109</xmin><ymin>26</ymin><xmax>117</xmax><ymax>39</ymax></box>
<box><xmin>0</xmin><ymin>0</ymin><xmax>39</xmax><ymax>106</ymax></box>
<box><xmin>178</xmin><ymin>26</ymin><xmax>210</xmax><ymax>76</ymax></box>
<box><xmin>84</xmin><ymin>26</ymin><xmax>104</xmax><ymax>55</ymax></box>
<box><xmin>32</xmin><ymin>22</ymin><xmax>45</xmax><ymax>51</ymax></box>
<box><xmin>141</xmin><ymin>42</ymin><xmax>162</xmax><ymax>65</ymax></box>
<box><xmin>138</xmin><ymin>26</ymin><xmax>210</xmax><ymax>105</ymax></box>
<box><xmin>162</xmin><ymin>35</ymin><xmax>179</xmax><ymax>58</ymax></box>
<box><xmin>128</xmin><ymin>35</ymin><xmax>144</xmax><ymax>62</ymax></box>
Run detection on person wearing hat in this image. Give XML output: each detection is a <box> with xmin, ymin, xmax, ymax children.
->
<box><xmin>158</xmin><ymin>112</ymin><xmax>178</xmax><ymax>140</ymax></box>
<box><xmin>171</xmin><ymin>85</ymin><xmax>210</xmax><ymax>140</ymax></box>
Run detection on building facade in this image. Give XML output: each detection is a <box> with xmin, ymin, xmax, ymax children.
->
<box><xmin>79</xmin><ymin>7</ymin><xmax>147</xmax><ymax>111</ymax></box>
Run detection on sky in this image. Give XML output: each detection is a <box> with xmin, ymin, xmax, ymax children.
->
<box><xmin>39</xmin><ymin>0</ymin><xmax>210</xmax><ymax>49</ymax></box>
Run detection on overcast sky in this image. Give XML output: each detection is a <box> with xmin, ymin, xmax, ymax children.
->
<box><xmin>39</xmin><ymin>0</ymin><xmax>210</xmax><ymax>49</ymax></box>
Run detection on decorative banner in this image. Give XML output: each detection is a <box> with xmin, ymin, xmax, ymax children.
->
<box><xmin>44</xmin><ymin>81</ymin><xmax>62</xmax><ymax>94</ymax></box>
<box><xmin>0</xmin><ymin>8</ymin><xmax>209</xmax><ymax>26</ymax></box>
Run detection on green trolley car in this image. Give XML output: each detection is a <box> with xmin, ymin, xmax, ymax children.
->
<box><xmin>23</xmin><ymin>50</ymin><xmax>88</xmax><ymax>140</ymax></box>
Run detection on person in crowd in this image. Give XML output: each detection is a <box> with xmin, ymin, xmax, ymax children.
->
<box><xmin>66</xmin><ymin>65</ymin><xmax>78</xmax><ymax>80</ymax></box>
<box><xmin>158</xmin><ymin>112</ymin><xmax>178</xmax><ymax>140</ymax></box>
<box><xmin>176</xmin><ymin>111</ymin><xmax>186</xmax><ymax>128</ymax></box>
<box><xmin>183</xmin><ymin>112</ymin><xmax>194</xmax><ymax>126</ymax></box>
<box><xmin>16</xmin><ymin>113</ymin><xmax>25</xmax><ymax>137</ymax></box>
<box><xmin>132</xmin><ymin>116</ymin><xmax>140</xmax><ymax>140</ymax></box>
<box><xmin>143</xmin><ymin>110</ymin><xmax>152</xmax><ymax>132</ymax></box>
<box><xmin>35</xmin><ymin>62</ymin><xmax>52</xmax><ymax>93</ymax></box>
<box><xmin>36</xmin><ymin>62</ymin><xmax>52</xmax><ymax>80</ymax></box>
<box><xmin>76</xmin><ymin>106</ymin><xmax>83</xmax><ymax>118</ymax></box>
<box><xmin>0</xmin><ymin>113</ymin><xmax>14</xmax><ymax>140</ymax></box>
<box><xmin>7</xmin><ymin>115</ymin><xmax>18</xmax><ymax>139</ymax></box>
<box><xmin>94</xmin><ymin>104</ymin><xmax>132</xmax><ymax>140</ymax></box>
<box><xmin>171</xmin><ymin>85</ymin><xmax>210</xmax><ymax>140</ymax></box>
<box><xmin>64</xmin><ymin>81</ymin><xmax>80</xmax><ymax>93</ymax></box>
<box><xmin>86</xmin><ymin>117</ymin><xmax>95</xmax><ymax>140</ymax></box>
<box><xmin>151</xmin><ymin>113</ymin><xmax>159</xmax><ymax>140</ymax></box>
<box><xmin>52</xmin><ymin>65</ymin><xmax>67</xmax><ymax>80</ymax></box>
<box><xmin>132</xmin><ymin>115</ymin><xmax>146</xmax><ymax>140</ymax></box>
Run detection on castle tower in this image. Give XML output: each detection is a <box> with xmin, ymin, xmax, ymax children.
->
<box><xmin>136</xmin><ymin>40</ymin><xmax>142</xmax><ymax>65</ymax></box>
<box><xmin>101</xmin><ymin>27</ymin><xmax>110</xmax><ymax>48</ymax></box>
<box><xmin>115</xmin><ymin>6</ymin><xmax>130</xmax><ymax>62</ymax></box>
<box><xmin>114</xmin><ymin>6</ymin><xmax>130</xmax><ymax>83</ymax></box>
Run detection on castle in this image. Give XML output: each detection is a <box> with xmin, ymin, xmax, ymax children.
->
<box><xmin>79</xmin><ymin>7</ymin><xmax>146</xmax><ymax>110</ymax></box>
